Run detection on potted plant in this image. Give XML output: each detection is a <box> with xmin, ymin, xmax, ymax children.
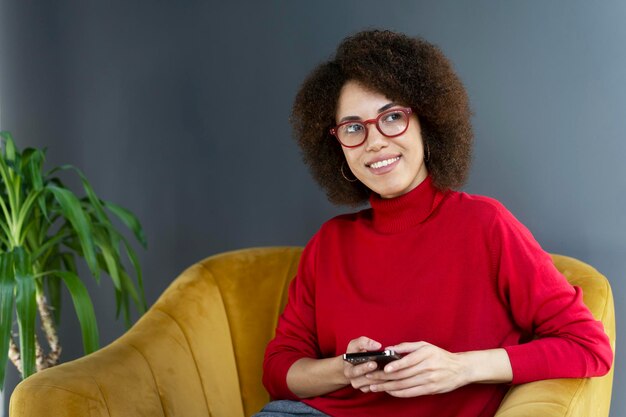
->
<box><xmin>0</xmin><ymin>131</ymin><xmax>147</xmax><ymax>390</ymax></box>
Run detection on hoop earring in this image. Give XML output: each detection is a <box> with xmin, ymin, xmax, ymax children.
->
<box><xmin>341</xmin><ymin>161</ymin><xmax>358</xmax><ymax>182</ymax></box>
<box><xmin>424</xmin><ymin>142</ymin><xmax>431</xmax><ymax>162</ymax></box>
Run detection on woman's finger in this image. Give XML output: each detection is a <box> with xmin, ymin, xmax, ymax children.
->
<box><xmin>352</xmin><ymin>374</ymin><xmax>388</xmax><ymax>390</ymax></box>
<box><xmin>366</xmin><ymin>363</ymin><xmax>424</xmax><ymax>381</ymax></box>
<box><xmin>382</xmin><ymin>343</ymin><xmax>434</xmax><ymax>372</ymax></box>
<box><xmin>370</xmin><ymin>372</ymin><xmax>446</xmax><ymax>394</ymax></box>
<box><xmin>344</xmin><ymin>361</ymin><xmax>377</xmax><ymax>379</ymax></box>
<box><xmin>386</xmin><ymin>341</ymin><xmax>429</xmax><ymax>354</ymax></box>
<box><xmin>347</xmin><ymin>336</ymin><xmax>382</xmax><ymax>354</ymax></box>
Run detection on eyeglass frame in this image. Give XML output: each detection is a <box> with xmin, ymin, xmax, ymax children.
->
<box><xmin>329</xmin><ymin>107</ymin><xmax>414</xmax><ymax>148</ymax></box>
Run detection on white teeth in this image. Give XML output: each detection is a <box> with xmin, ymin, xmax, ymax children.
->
<box><xmin>370</xmin><ymin>157</ymin><xmax>400</xmax><ymax>169</ymax></box>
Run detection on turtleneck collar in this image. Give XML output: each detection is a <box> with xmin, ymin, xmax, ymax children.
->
<box><xmin>368</xmin><ymin>175</ymin><xmax>447</xmax><ymax>234</ymax></box>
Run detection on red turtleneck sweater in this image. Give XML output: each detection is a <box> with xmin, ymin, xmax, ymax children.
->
<box><xmin>262</xmin><ymin>176</ymin><xmax>612</xmax><ymax>417</ymax></box>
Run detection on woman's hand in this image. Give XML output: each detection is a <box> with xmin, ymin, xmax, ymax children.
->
<box><xmin>343</xmin><ymin>336</ymin><xmax>390</xmax><ymax>393</ymax></box>
<box><xmin>365</xmin><ymin>342</ymin><xmax>467</xmax><ymax>397</ymax></box>
<box><xmin>365</xmin><ymin>342</ymin><xmax>512</xmax><ymax>398</ymax></box>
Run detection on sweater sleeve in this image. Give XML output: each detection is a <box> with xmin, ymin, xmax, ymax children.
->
<box><xmin>490</xmin><ymin>205</ymin><xmax>613</xmax><ymax>384</ymax></box>
<box><xmin>262</xmin><ymin>231</ymin><xmax>322</xmax><ymax>400</ymax></box>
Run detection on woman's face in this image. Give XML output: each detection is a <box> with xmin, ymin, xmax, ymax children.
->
<box><xmin>335</xmin><ymin>80</ymin><xmax>428</xmax><ymax>199</ymax></box>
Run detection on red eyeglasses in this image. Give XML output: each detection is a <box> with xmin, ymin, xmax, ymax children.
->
<box><xmin>330</xmin><ymin>107</ymin><xmax>413</xmax><ymax>148</ymax></box>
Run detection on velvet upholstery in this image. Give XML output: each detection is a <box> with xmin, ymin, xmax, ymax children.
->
<box><xmin>10</xmin><ymin>247</ymin><xmax>614</xmax><ymax>416</ymax></box>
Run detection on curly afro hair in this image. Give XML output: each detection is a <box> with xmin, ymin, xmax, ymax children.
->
<box><xmin>291</xmin><ymin>29</ymin><xmax>473</xmax><ymax>207</ymax></box>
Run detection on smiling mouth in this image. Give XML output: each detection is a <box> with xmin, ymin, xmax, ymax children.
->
<box><xmin>367</xmin><ymin>156</ymin><xmax>401</xmax><ymax>169</ymax></box>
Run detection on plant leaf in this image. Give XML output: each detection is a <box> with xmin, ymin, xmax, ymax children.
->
<box><xmin>0</xmin><ymin>132</ymin><xmax>17</xmax><ymax>162</ymax></box>
<box><xmin>0</xmin><ymin>221</ymin><xmax>12</xmax><ymax>246</ymax></box>
<box><xmin>0</xmin><ymin>141</ymin><xmax>17</xmax><ymax>216</ymax></box>
<box><xmin>120</xmin><ymin>235</ymin><xmax>146</xmax><ymax>312</ymax></box>
<box><xmin>49</xmin><ymin>270</ymin><xmax>99</xmax><ymax>354</ymax></box>
<box><xmin>12</xmin><ymin>171</ymin><xmax>22</xmax><ymax>214</ymax></box>
<box><xmin>21</xmin><ymin>148</ymin><xmax>45</xmax><ymax>190</ymax></box>
<box><xmin>94</xmin><ymin>253</ymin><xmax>124</xmax><ymax>320</ymax></box>
<box><xmin>48</xmin><ymin>165</ymin><xmax>111</xmax><ymax>226</ymax></box>
<box><xmin>61</xmin><ymin>235</ymin><xmax>101</xmax><ymax>285</ymax></box>
<box><xmin>103</xmin><ymin>201</ymin><xmax>147</xmax><ymax>248</ymax></box>
<box><xmin>37</xmin><ymin>208</ymin><xmax>58</xmax><ymax>246</ymax></box>
<box><xmin>44</xmin><ymin>258</ymin><xmax>63</xmax><ymax>326</ymax></box>
<box><xmin>46</xmin><ymin>274</ymin><xmax>62</xmax><ymax>326</ymax></box>
<box><xmin>0</xmin><ymin>252</ymin><xmax>15</xmax><ymax>390</ymax></box>
<box><xmin>93</xmin><ymin>226</ymin><xmax>121</xmax><ymax>292</ymax></box>
<box><xmin>47</xmin><ymin>185</ymin><xmax>99</xmax><ymax>278</ymax></box>
<box><xmin>16</xmin><ymin>188</ymin><xmax>44</xmax><ymax>245</ymax></box>
<box><xmin>31</xmin><ymin>227</ymin><xmax>70</xmax><ymax>262</ymax></box>
<box><xmin>23</xmin><ymin>147</ymin><xmax>48</xmax><ymax>221</ymax></box>
<box><xmin>0</xmin><ymin>192</ymin><xmax>12</xmax><ymax>230</ymax></box>
<box><xmin>60</xmin><ymin>252</ymin><xmax>78</xmax><ymax>276</ymax></box>
<box><xmin>70</xmin><ymin>167</ymin><xmax>108</xmax><ymax>222</ymax></box>
<box><xmin>14</xmin><ymin>247</ymin><xmax>36</xmax><ymax>379</ymax></box>
<box><xmin>118</xmin><ymin>276</ymin><xmax>132</xmax><ymax>328</ymax></box>
<box><xmin>119</xmin><ymin>269</ymin><xmax>140</xmax><ymax>310</ymax></box>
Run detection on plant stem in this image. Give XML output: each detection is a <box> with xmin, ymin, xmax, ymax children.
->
<box><xmin>36</xmin><ymin>292</ymin><xmax>61</xmax><ymax>368</ymax></box>
<box><xmin>35</xmin><ymin>336</ymin><xmax>44</xmax><ymax>372</ymax></box>
<box><xmin>9</xmin><ymin>336</ymin><xmax>22</xmax><ymax>375</ymax></box>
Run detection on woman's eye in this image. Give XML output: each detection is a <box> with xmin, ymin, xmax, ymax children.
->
<box><xmin>383</xmin><ymin>111</ymin><xmax>403</xmax><ymax>123</ymax></box>
<box><xmin>345</xmin><ymin>124</ymin><xmax>364</xmax><ymax>134</ymax></box>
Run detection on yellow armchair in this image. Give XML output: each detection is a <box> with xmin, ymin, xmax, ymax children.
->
<box><xmin>9</xmin><ymin>247</ymin><xmax>615</xmax><ymax>417</ymax></box>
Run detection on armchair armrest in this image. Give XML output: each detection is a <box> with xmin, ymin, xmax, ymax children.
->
<box><xmin>495</xmin><ymin>254</ymin><xmax>616</xmax><ymax>417</ymax></box>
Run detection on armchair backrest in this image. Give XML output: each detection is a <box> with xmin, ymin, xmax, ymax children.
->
<box><xmin>169</xmin><ymin>246</ymin><xmax>301</xmax><ymax>417</ymax></box>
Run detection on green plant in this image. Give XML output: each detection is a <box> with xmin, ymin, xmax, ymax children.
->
<box><xmin>0</xmin><ymin>131</ymin><xmax>147</xmax><ymax>390</ymax></box>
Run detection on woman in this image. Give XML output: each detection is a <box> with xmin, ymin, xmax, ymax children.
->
<box><xmin>255</xmin><ymin>29</ymin><xmax>612</xmax><ymax>417</ymax></box>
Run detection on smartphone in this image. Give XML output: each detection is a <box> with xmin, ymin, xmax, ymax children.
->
<box><xmin>342</xmin><ymin>350</ymin><xmax>401</xmax><ymax>367</ymax></box>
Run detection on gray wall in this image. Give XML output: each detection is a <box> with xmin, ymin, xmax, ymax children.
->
<box><xmin>1</xmin><ymin>1</ymin><xmax>624</xmax><ymax>415</ymax></box>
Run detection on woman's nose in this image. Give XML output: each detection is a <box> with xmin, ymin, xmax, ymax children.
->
<box><xmin>365</xmin><ymin>124</ymin><xmax>389</xmax><ymax>152</ymax></box>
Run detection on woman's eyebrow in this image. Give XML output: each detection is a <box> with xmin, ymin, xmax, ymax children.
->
<box><xmin>377</xmin><ymin>102</ymin><xmax>397</xmax><ymax>113</ymax></box>
<box><xmin>338</xmin><ymin>102</ymin><xmax>397</xmax><ymax>123</ymax></box>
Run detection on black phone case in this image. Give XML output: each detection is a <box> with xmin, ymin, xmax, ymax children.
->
<box><xmin>343</xmin><ymin>351</ymin><xmax>401</xmax><ymax>366</ymax></box>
